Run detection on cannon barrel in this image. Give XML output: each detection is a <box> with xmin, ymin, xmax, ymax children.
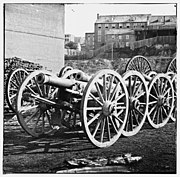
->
<box><xmin>75</xmin><ymin>71</ymin><xmax>91</xmax><ymax>82</ymax></box>
<box><xmin>36</xmin><ymin>73</ymin><xmax>75</xmax><ymax>88</ymax></box>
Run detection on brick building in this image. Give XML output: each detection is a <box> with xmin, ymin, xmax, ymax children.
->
<box><xmin>85</xmin><ymin>32</ymin><xmax>94</xmax><ymax>50</ymax></box>
<box><xmin>65</xmin><ymin>34</ymin><xmax>75</xmax><ymax>44</ymax></box>
<box><xmin>94</xmin><ymin>14</ymin><xmax>150</xmax><ymax>49</ymax></box>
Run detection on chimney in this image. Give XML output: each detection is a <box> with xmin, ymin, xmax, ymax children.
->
<box><xmin>163</xmin><ymin>16</ymin><xmax>166</xmax><ymax>24</ymax></box>
<box><xmin>147</xmin><ymin>15</ymin><xmax>150</xmax><ymax>26</ymax></box>
<box><xmin>97</xmin><ymin>13</ymin><xmax>100</xmax><ymax>19</ymax></box>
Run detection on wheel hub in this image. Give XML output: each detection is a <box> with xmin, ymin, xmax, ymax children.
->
<box><xmin>102</xmin><ymin>101</ymin><xmax>114</xmax><ymax>116</ymax></box>
<box><xmin>157</xmin><ymin>95</ymin><xmax>164</xmax><ymax>107</ymax></box>
<box><xmin>129</xmin><ymin>97</ymin><xmax>140</xmax><ymax>109</ymax></box>
<box><xmin>39</xmin><ymin>102</ymin><xmax>48</xmax><ymax>111</ymax></box>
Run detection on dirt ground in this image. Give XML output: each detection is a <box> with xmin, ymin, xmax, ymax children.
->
<box><xmin>3</xmin><ymin>113</ymin><xmax>176</xmax><ymax>174</ymax></box>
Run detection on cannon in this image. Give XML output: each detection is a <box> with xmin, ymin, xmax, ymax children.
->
<box><xmin>6</xmin><ymin>54</ymin><xmax>176</xmax><ymax>148</ymax></box>
<box><xmin>15</xmin><ymin>69</ymin><xmax>129</xmax><ymax>148</ymax></box>
<box><xmin>5</xmin><ymin>66</ymin><xmax>73</xmax><ymax>113</ymax></box>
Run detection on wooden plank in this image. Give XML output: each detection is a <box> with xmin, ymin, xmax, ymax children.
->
<box><xmin>56</xmin><ymin>165</ymin><xmax>130</xmax><ymax>173</ymax></box>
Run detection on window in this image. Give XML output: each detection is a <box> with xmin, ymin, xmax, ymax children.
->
<box><xmin>126</xmin><ymin>23</ymin><xmax>130</xmax><ymax>28</ymax></box>
<box><xmin>126</xmin><ymin>35</ymin><xmax>129</xmax><ymax>39</ymax></box>
<box><xmin>112</xmin><ymin>35</ymin><xmax>115</xmax><ymax>39</ymax></box>
<box><xmin>105</xmin><ymin>24</ymin><xmax>109</xmax><ymax>29</ymax></box>
<box><xmin>98</xmin><ymin>35</ymin><xmax>101</xmax><ymax>42</ymax></box>
<box><xmin>112</xmin><ymin>24</ymin><xmax>116</xmax><ymax>29</ymax></box>
<box><xmin>98</xmin><ymin>30</ymin><xmax>101</xmax><ymax>35</ymax></box>
<box><xmin>126</xmin><ymin>42</ymin><xmax>129</xmax><ymax>47</ymax></box>
<box><xmin>133</xmin><ymin>23</ymin><xmax>137</xmax><ymax>28</ymax></box>
<box><xmin>98</xmin><ymin>24</ymin><xmax>101</xmax><ymax>29</ymax></box>
<box><xmin>119</xmin><ymin>24</ymin><xmax>123</xmax><ymax>28</ymax></box>
<box><xmin>118</xmin><ymin>35</ymin><xmax>122</xmax><ymax>40</ymax></box>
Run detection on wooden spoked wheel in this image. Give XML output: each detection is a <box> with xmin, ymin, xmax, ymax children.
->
<box><xmin>147</xmin><ymin>73</ymin><xmax>174</xmax><ymax>128</ymax></box>
<box><xmin>122</xmin><ymin>71</ymin><xmax>148</xmax><ymax>136</ymax></box>
<box><xmin>166</xmin><ymin>57</ymin><xmax>176</xmax><ymax>73</ymax></box>
<box><xmin>16</xmin><ymin>70</ymin><xmax>59</xmax><ymax>137</ymax></box>
<box><xmin>81</xmin><ymin>69</ymin><xmax>129</xmax><ymax>148</ymax></box>
<box><xmin>60</xmin><ymin>69</ymin><xmax>82</xmax><ymax>129</ymax></box>
<box><xmin>169</xmin><ymin>74</ymin><xmax>177</xmax><ymax>122</ymax></box>
<box><xmin>125</xmin><ymin>55</ymin><xmax>152</xmax><ymax>74</ymax></box>
<box><xmin>58</xmin><ymin>66</ymin><xmax>73</xmax><ymax>77</ymax></box>
<box><xmin>6</xmin><ymin>68</ymin><xmax>29</xmax><ymax>112</ymax></box>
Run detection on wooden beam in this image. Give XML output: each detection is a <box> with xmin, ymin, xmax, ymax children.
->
<box><xmin>56</xmin><ymin>165</ymin><xmax>131</xmax><ymax>173</ymax></box>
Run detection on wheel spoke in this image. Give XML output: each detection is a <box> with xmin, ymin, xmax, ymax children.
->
<box><xmin>86</xmin><ymin>107</ymin><xmax>102</xmax><ymax>111</ymax></box>
<box><xmin>45</xmin><ymin>110</ymin><xmax>52</xmax><ymax>126</ymax></box>
<box><xmin>25</xmin><ymin>85</ymin><xmax>37</xmax><ymax>95</ymax></box>
<box><xmin>113</xmin><ymin>93</ymin><xmax>125</xmax><ymax>103</ymax></box>
<box><xmin>25</xmin><ymin>108</ymin><xmax>40</xmax><ymax>123</ymax></box>
<box><xmin>32</xmin><ymin>111</ymin><xmax>43</xmax><ymax>132</ymax></box>
<box><xmin>14</xmin><ymin>73</ymin><xmax>21</xmax><ymax>86</ymax></box>
<box><xmin>156</xmin><ymin>107</ymin><xmax>160</xmax><ymax>125</ymax></box>
<box><xmin>135</xmin><ymin>91</ymin><xmax>145</xmax><ymax>99</ymax></box>
<box><xmin>110</xmin><ymin>82</ymin><xmax>119</xmax><ymax>102</ymax></box>
<box><xmin>129</xmin><ymin>76</ymin><xmax>132</xmax><ymax>96</ymax></box>
<box><xmin>107</xmin><ymin>75</ymin><xmax>114</xmax><ymax>100</ymax></box>
<box><xmin>129</xmin><ymin>110</ymin><xmax>133</xmax><ymax>131</ymax></box>
<box><xmin>150</xmin><ymin>93</ymin><xmax>158</xmax><ymax>100</ymax></box>
<box><xmin>152</xmin><ymin>85</ymin><xmax>159</xmax><ymax>97</ymax></box>
<box><xmin>33</xmin><ymin>77</ymin><xmax>43</xmax><ymax>97</ymax></box>
<box><xmin>113</xmin><ymin>114</ymin><xmax>124</xmax><ymax>124</ymax></box>
<box><xmin>151</xmin><ymin>107</ymin><xmax>157</xmax><ymax>122</ymax></box>
<box><xmin>100</xmin><ymin>117</ymin><xmax>106</xmax><ymax>142</ymax></box>
<box><xmin>92</xmin><ymin>115</ymin><xmax>102</xmax><ymax>137</ymax></box>
<box><xmin>162</xmin><ymin>106</ymin><xmax>168</xmax><ymax>117</ymax></box>
<box><xmin>10</xmin><ymin>80</ymin><xmax>19</xmax><ymax>88</ymax></box>
<box><xmin>20</xmin><ymin>105</ymin><xmax>39</xmax><ymax>113</ymax></box>
<box><xmin>18</xmin><ymin>70</ymin><xmax>23</xmax><ymax>83</ymax></box>
<box><xmin>95</xmin><ymin>82</ymin><xmax>104</xmax><ymax>103</ymax></box>
<box><xmin>163</xmin><ymin>88</ymin><xmax>171</xmax><ymax>97</ymax></box>
<box><xmin>156</xmin><ymin>79</ymin><xmax>161</xmax><ymax>95</ymax></box>
<box><xmin>9</xmin><ymin>94</ymin><xmax>16</xmax><ymax>100</ymax></box>
<box><xmin>106</xmin><ymin>117</ymin><xmax>111</xmax><ymax>141</ymax></box>
<box><xmin>103</xmin><ymin>74</ymin><xmax>107</xmax><ymax>101</ymax></box>
<box><xmin>41</xmin><ymin>113</ymin><xmax>45</xmax><ymax>133</ymax></box>
<box><xmin>159</xmin><ymin>107</ymin><xmax>163</xmax><ymax>123</ymax></box>
<box><xmin>134</xmin><ymin>83</ymin><xmax>142</xmax><ymax>96</ymax></box>
<box><xmin>132</xmin><ymin>110</ymin><xmax>139</xmax><ymax>125</ymax></box>
<box><xmin>149</xmin><ymin>104</ymin><xmax>157</xmax><ymax>115</ymax></box>
<box><xmin>109</xmin><ymin>115</ymin><xmax>118</xmax><ymax>134</ymax></box>
<box><xmin>89</xmin><ymin>93</ymin><xmax>103</xmax><ymax>106</ymax></box>
<box><xmin>160</xmin><ymin>78</ymin><xmax>163</xmax><ymax>95</ymax></box>
<box><xmin>148</xmin><ymin>100</ymin><xmax>157</xmax><ymax>105</ymax></box>
<box><xmin>87</xmin><ymin>111</ymin><xmax>102</xmax><ymax>126</ymax></box>
<box><xmin>132</xmin><ymin>76</ymin><xmax>137</xmax><ymax>95</ymax></box>
<box><xmin>134</xmin><ymin>108</ymin><xmax>144</xmax><ymax>117</ymax></box>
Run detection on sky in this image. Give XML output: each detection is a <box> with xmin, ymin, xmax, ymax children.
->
<box><xmin>65</xmin><ymin>3</ymin><xmax>176</xmax><ymax>37</ymax></box>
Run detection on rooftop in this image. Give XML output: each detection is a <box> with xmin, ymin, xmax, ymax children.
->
<box><xmin>95</xmin><ymin>14</ymin><xmax>151</xmax><ymax>24</ymax></box>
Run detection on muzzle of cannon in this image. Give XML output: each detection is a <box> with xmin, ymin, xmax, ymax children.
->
<box><xmin>75</xmin><ymin>71</ymin><xmax>91</xmax><ymax>82</ymax></box>
<box><xmin>36</xmin><ymin>72</ymin><xmax>76</xmax><ymax>88</ymax></box>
